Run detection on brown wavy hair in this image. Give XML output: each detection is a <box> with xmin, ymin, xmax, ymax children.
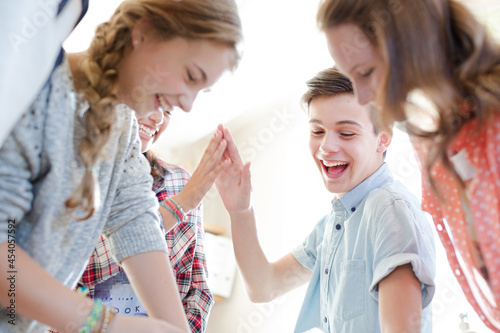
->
<box><xmin>301</xmin><ymin>67</ymin><xmax>383</xmax><ymax>133</ymax></box>
<box><xmin>143</xmin><ymin>150</ymin><xmax>166</xmax><ymax>188</ymax></box>
<box><xmin>317</xmin><ymin>0</ymin><xmax>500</xmax><ymax>195</ymax></box>
<box><xmin>66</xmin><ymin>0</ymin><xmax>243</xmax><ymax>220</ymax></box>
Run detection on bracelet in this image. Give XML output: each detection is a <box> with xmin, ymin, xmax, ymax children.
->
<box><xmin>97</xmin><ymin>306</ymin><xmax>117</xmax><ymax>333</ymax></box>
<box><xmin>76</xmin><ymin>285</ymin><xmax>89</xmax><ymax>296</ymax></box>
<box><xmin>164</xmin><ymin>197</ymin><xmax>187</xmax><ymax>222</ymax></box>
<box><xmin>167</xmin><ymin>197</ymin><xmax>187</xmax><ymax>221</ymax></box>
<box><xmin>164</xmin><ymin>198</ymin><xmax>184</xmax><ymax>221</ymax></box>
<box><xmin>160</xmin><ymin>201</ymin><xmax>180</xmax><ymax>223</ymax></box>
<box><xmin>79</xmin><ymin>300</ymin><xmax>103</xmax><ymax>333</ymax></box>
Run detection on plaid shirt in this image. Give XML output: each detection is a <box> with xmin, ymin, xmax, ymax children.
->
<box><xmin>79</xmin><ymin>162</ymin><xmax>214</xmax><ymax>333</ymax></box>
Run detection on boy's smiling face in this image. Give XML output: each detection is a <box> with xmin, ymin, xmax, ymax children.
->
<box><xmin>308</xmin><ymin>93</ymin><xmax>391</xmax><ymax>196</ymax></box>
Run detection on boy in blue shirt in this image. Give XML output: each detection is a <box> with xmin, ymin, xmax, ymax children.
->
<box><xmin>215</xmin><ymin>68</ymin><xmax>436</xmax><ymax>333</ymax></box>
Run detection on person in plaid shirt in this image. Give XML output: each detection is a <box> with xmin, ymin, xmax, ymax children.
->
<box><xmin>78</xmin><ymin>107</ymin><xmax>229</xmax><ymax>333</ymax></box>
<box><xmin>81</xmin><ymin>161</ymin><xmax>214</xmax><ymax>333</ymax></box>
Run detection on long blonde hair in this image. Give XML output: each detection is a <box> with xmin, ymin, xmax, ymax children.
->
<box><xmin>317</xmin><ymin>0</ymin><xmax>500</xmax><ymax>194</ymax></box>
<box><xmin>66</xmin><ymin>0</ymin><xmax>243</xmax><ymax>219</ymax></box>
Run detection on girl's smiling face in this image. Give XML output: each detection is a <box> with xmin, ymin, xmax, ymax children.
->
<box><xmin>117</xmin><ymin>24</ymin><xmax>234</xmax><ymax>118</ymax></box>
<box><xmin>308</xmin><ymin>93</ymin><xmax>391</xmax><ymax>196</ymax></box>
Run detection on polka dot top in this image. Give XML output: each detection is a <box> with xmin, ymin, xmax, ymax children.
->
<box><xmin>417</xmin><ymin>114</ymin><xmax>500</xmax><ymax>332</ymax></box>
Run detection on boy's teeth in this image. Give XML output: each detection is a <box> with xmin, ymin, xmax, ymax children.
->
<box><xmin>323</xmin><ymin>161</ymin><xmax>348</xmax><ymax>167</ymax></box>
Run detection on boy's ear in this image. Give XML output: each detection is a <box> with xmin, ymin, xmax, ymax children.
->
<box><xmin>376</xmin><ymin>130</ymin><xmax>392</xmax><ymax>154</ymax></box>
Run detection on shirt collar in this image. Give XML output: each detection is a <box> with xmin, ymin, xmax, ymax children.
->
<box><xmin>333</xmin><ymin>163</ymin><xmax>393</xmax><ymax>216</ymax></box>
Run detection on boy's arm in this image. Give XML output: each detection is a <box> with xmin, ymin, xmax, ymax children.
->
<box><xmin>121</xmin><ymin>251</ymin><xmax>190</xmax><ymax>332</ymax></box>
<box><xmin>378</xmin><ymin>264</ymin><xmax>422</xmax><ymax>333</ymax></box>
<box><xmin>229</xmin><ymin>208</ymin><xmax>311</xmax><ymax>302</ymax></box>
<box><xmin>216</xmin><ymin>126</ymin><xmax>311</xmax><ymax>302</ymax></box>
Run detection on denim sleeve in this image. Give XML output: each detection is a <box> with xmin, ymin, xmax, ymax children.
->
<box><xmin>292</xmin><ymin>216</ymin><xmax>327</xmax><ymax>271</ymax></box>
<box><xmin>370</xmin><ymin>198</ymin><xmax>436</xmax><ymax>308</ymax></box>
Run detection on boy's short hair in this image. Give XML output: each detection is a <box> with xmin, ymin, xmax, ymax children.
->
<box><xmin>301</xmin><ymin>67</ymin><xmax>381</xmax><ymax>134</ymax></box>
<box><xmin>301</xmin><ymin>67</ymin><xmax>353</xmax><ymax>110</ymax></box>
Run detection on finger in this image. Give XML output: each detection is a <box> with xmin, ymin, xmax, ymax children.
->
<box><xmin>217</xmin><ymin>124</ymin><xmax>232</xmax><ymax>160</ymax></box>
<box><xmin>206</xmin><ymin>157</ymin><xmax>232</xmax><ymax>182</ymax></box>
<box><xmin>198</xmin><ymin>139</ymin><xmax>227</xmax><ymax>176</ymax></box>
<box><xmin>217</xmin><ymin>123</ymin><xmax>225</xmax><ymax>136</ymax></box>
<box><xmin>208</xmin><ymin>139</ymin><xmax>228</xmax><ymax>167</ymax></box>
<box><xmin>198</xmin><ymin>129</ymin><xmax>223</xmax><ymax>166</ymax></box>
<box><xmin>241</xmin><ymin>161</ymin><xmax>252</xmax><ymax>192</ymax></box>
<box><xmin>223</xmin><ymin>127</ymin><xmax>244</xmax><ymax>166</ymax></box>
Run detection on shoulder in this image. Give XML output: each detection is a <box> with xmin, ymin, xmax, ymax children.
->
<box><xmin>364</xmin><ymin>180</ymin><xmax>421</xmax><ymax>213</ymax></box>
<box><xmin>152</xmin><ymin>158</ymin><xmax>192</xmax><ymax>195</ymax></box>
<box><xmin>358</xmin><ymin>180</ymin><xmax>428</xmax><ymax>231</ymax></box>
<box><xmin>362</xmin><ymin>181</ymin><xmax>434</xmax><ymax>241</ymax></box>
<box><xmin>155</xmin><ymin>158</ymin><xmax>192</xmax><ymax>180</ymax></box>
<box><xmin>114</xmin><ymin>104</ymin><xmax>137</xmax><ymax>139</ymax></box>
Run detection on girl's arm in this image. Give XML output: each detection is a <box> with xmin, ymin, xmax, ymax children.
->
<box><xmin>121</xmin><ymin>251</ymin><xmax>190</xmax><ymax>332</ymax></box>
<box><xmin>159</xmin><ymin>129</ymin><xmax>229</xmax><ymax>231</ymax></box>
<box><xmin>0</xmin><ymin>243</ymin><xmax>188</xmax><ymax>333</ymax></box>
<box><xmin>215</xmin><ymin>126</ymin><xmax>311</xmax><ymax>302</ymax></box>
<box><xmin>378</xmin><ymin>264</ymin><xmax>422</xmax><ymax>333</ymax></box>
<box><xmin>0</xmin><ymin>242</ymin><xmax>94</xmax><ymax>332</ymax></box>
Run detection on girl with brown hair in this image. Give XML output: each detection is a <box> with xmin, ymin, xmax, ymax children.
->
<box><xmin>317</xmin><ymin>0</ymin><xmax>500</xmax><ymax>331</ymax></box>
<box><xmin>0</xmin><ymin>0</ymin><xmax>242</xmax><ymax>332</ymax></box>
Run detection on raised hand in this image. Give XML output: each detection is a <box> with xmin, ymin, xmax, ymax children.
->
<box><xmin>214</xmin><ymin>125</ymin><xmax>252</xmax><ymax>215</ymax></box>
<box><xmin>172</xmin><ymin>129</ymin><xmax>231</xmax><ymax>212</ymax></box>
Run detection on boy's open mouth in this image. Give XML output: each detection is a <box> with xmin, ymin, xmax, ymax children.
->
<box><xmin>322</xmin><ymin>161</ymin><xmax>349</xmax><ymax>176</ymax></box>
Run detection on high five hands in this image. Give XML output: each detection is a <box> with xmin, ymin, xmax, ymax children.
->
<box><xmin>215</xmin><ymin>124</ymin><xmax>253</xmax><ymax>216</ymax></box>
<box><xmin>169</xmin><ymin>124</ymin><xmax>251</xmax><ymax>229</ymax></box>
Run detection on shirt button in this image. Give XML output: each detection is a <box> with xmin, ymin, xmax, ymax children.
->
<box><xmin>351</xmin><ymin>207</ymin><xmax>356</xmax><ymax>212</ymax></box>
<box><xmin>325</xmin><ymin>268</ymin><xmax>329</xmax><ymax>274</ymax></box>
<box><xmin>335</xmin><ymin>224</ymin><xmax>341</xmax><ymax>230</ymax></box>
<box><xmin>324</xmin><ymin>317</ymin><xmax>327</xmax><ymax>323</ymax></box>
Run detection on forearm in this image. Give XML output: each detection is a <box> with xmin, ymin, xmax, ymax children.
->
<box><xmin>121</xmin><ymin>251</ymin><xmax>190</xmax><ymax>333</ymax></box>
<box><xmin>159</xmin><ymin>203</ymin><xmax>180</xmax><ymax>232</ymax></box>
<box><xmin>229</xmin><ymin>208</ymin><xmax>280</xmax><ymax>302</ymax></box>
<box><xmin>158</xmin><ymin>194</ymin><xmax>198</xmax><ymax>233</ymax></box>
<box><xmin>0</xmin><ymin>242</ymin><xmax>93</xmax><ymax>332</ymax></box>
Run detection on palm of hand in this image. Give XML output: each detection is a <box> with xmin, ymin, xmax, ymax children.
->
<box><xmin>215</xmin><ymin>161</ymin><xmax>251</xmax><ymax>213</ymax></box>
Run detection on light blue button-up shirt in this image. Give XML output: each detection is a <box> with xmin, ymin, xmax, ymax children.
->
<box><xmin>292</xmin><ymin>164</ymin><xmax>436</xmax><ymax>333</ymax></box>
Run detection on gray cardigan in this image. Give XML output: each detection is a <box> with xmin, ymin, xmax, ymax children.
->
<box><xmin>0</xmin><ymin>58</ymin><xmax>167</xmax><ymax>332</ymax></box>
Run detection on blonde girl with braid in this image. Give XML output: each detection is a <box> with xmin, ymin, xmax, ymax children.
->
<box><xmin>0</xmin><ymin>0</ymin><xmax>242</xmax><ymax>332</ymax></box>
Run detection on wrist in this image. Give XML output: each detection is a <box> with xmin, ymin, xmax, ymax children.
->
<box><xmin>162</xmin><ymin>197</ymin><xmax>188</xmax><ymax>223</ymax></box>
<box><xmin>229</xmin><ymin>206</ymin><xmax>254</xmax><ymax>221</ymax></box>
<box><xmin>171</xmin><ymin>193</ymin><xmax>195</xmax><ymax>213</ymax></box>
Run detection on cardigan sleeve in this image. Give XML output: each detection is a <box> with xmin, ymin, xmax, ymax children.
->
<box><xmin>102</xmin><ymin>110</ymin><xmax>167</xmax><ymax>263</ymax></box>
